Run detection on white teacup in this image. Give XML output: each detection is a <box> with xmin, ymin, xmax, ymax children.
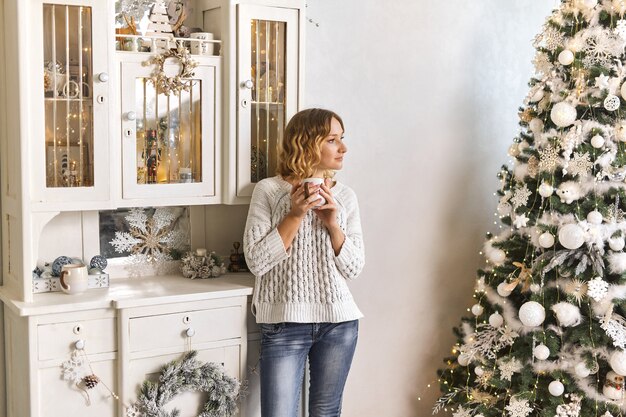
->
<box><xmin>60</xmin><ymin>264</ymin><xmax>88</xmax><ymax>295</ymax></box>
<box><xmin>302</xmin><ymin>178</ymin><xmax>326</xmax><ymax>207</ymax></box>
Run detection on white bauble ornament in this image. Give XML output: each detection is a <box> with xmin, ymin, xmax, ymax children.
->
<box><xmin>530</xmin><ymin>88</ymin><xmax>545</xmax><ymax>103</ymax></box>
<box><xmin>538</xmin><ymin>182</ymin><xmax>554</xmax><ymax>198</ymax></box>
<box><xmin>497</xmin><ymin>282</ymin><xmax>512</xmax><ymax>297</ymax></box>
<box><xmin>518</xmin><ymin>141</ymin><xmax>529</xmax><ymax>152</ymax></box>
<box><xmin>549</xmin><ymin>380</ymin><xmax>565</xmax><ymax>396</ymax></box>
<box><xmin>559</xmin><ymin>224</ymin><xmax>585</xmax><ymax>249</ymax></box>
<box><xmin>475</xmin><ymin>366</ymin><xmax>485</xmax><ymax>376</ymax></box>
<box><xmin>611</xmin><ymin>350</ymin><xmax>626</xmax><ymax>375</ymax></box>
<box><xmin>605</xmin><ymin>95</ymin><xmax>621</xmax><ymax>112</ymax></box>
<box><xmin>587</xmin><ymin>210</ymin><xmax>603</xmax><ymax>225</ymax></box>
<box><xmin>591</xmin><ymin>134</ymin><xmax>605</xmax><ymax>148</ymax></box>
<box><xmin>575</xmin><ymin>362</ymin><xmax>591</xmax><ymax>378</ymax></box>
<box><xmin>551</xmin><ymin>102</ymin><xmax>577</xmax><ymax>127</ymax></box>
<box><xmin>458</xmin><ymin>353</ymin><xmax>471</xmax><ymax>366</ymax></box>
<box><xmin>471</xmin><ymin>304</ymin><xmax>484</xmax><ymax>316</ymax></box>
<box><xmin>552</xmin><ymin>302</ymin><xmax>582</xmax><ymax>327</ymax></box>
<box><xmin>534</xmin><ymin>344</ymin><xmax>550</xmax><ymax>360</ymax></box>
<box><xmin>621</xmin><ymin>82</ymin><xmax>626</xmax><ymax>101</ymax></box>
<box><xmin>489</xmin><ymin>312</ymin><xmax>504</xmax><ymax>327</ymax></box>
<box><xmin>530</xmin><ymin>283</ymin><xmax>541</xmax><ymax>293</ymax></box>
<box><xmin>610</xmin><ymin>237</ymin><xmax>626</xmax><ymax>251</ymax></box>
<box><xmin>529</xmin><ymin>118</ymin><xmax>544</xmax><ymax>133</ymax></box>
<box><xmin>488</xmin><ymin>249</ymin><xmax>506</xmax><ymax>265</ymax></box>
<box><xmin>558</xmin><ymin>49</ymin><xmax>575</xmax><ymax>65</ymax></box>
<box><xmin>519</xmin><ymin>301</ymin><xmax>546</xmax><ymax>327</ymax></box>
<box><xmin>508</xmin><ymin>143</ymin><xmax>521</xmax><ymax>157</ymax></box>
<box><xmin>539</xmin><ymin>232</ymin><xmax>555</xmax><ymax>248</ymax></box>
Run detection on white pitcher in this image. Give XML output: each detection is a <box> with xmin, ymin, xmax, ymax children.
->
<box><xmin>60</xmin><ymin>264</ymin><xmax>88</xmax><ymax>295</ymax></box>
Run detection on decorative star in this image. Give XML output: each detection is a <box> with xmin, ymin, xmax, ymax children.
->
<box><xmin>595</xmin><ymin>73</ymin><xmax>610</xmax><ymax>90</ymax></box>
<box><xmin>513</xmin><ymin>214</ymin><xmax>530</xmax><ymax>229</ymax></box>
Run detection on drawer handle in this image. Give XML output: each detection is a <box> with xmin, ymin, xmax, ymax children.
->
<box><xmin>75</xmin><ymin>339</ymin><xmax>85</xmax><ymax>350</ymax></box>
<box><xmin>186</xmin><ymin>328</ymin><xmax>196</xmax><ymax>337</ymax></box>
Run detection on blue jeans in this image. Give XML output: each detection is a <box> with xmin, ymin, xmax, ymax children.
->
<box><xmin>259</xmin><ymin>320</ymin><xmax>359</xmax><ymax>417</ymax></box>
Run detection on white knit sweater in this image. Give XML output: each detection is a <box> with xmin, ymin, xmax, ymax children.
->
<box><xmin>243</xmin><ymin>176</ymin><xmax>365</xmax><ymax>324</ymax></box>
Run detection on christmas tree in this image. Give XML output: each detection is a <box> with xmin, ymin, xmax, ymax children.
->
<box><xmin>437</xmin><ymin>1</ymin><xmax>626</xmax><ymax>417</ymax></box>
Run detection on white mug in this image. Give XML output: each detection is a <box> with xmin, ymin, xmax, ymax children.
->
<box><xmin>60</xmin><ymin>264</ymin><xmax>88</xmax><ymax>295</ymax></box>
<box><xmin>302</xmin><ymin>178</ymin><xmax>326</xmax><ymax>207</ymax></box>
<box><xmin>190</xmin><ymin>32</ymin><xmax>214</xmax><ymax>55</ymax></box>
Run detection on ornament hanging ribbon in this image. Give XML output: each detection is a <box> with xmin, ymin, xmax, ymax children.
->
<box><xmin>502</xmin><ymin>262</ymin><xmax>533</xmax><ymax>293</ymax></box>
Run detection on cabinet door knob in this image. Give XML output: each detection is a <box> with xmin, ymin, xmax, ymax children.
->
<box><xmin>98</xmin><ymin>72</ymin><xmax>109</xmax><ymax>82</ymax></box>
<box><xmin>126</xmin><ymin>111</ymin><xmax>137</xmax><ymax>121</ymax></box>
<box><xmin>241</xmin><ymin>79</ymin><xmax>254</xmax><ymax>89</ymax></box>
<box><xmin>186</xmin><ymin>327</ymin><xmax>196</xmax><ymax>337</ymax></box>
<box><xmin>75</xmin><ymin>339</ymin><xmax>85</xmax><ymax>350</ymax></box>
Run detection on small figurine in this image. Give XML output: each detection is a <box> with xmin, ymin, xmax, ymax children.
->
<box><xmin>604</xmin><ymin>371</ymin><xmax>625</xmax><ymax>401</ymax></box>
<box><xmin>228</xmin><ymin>242</ymin><xmax>248</xmax><ymax>272</ymax></box>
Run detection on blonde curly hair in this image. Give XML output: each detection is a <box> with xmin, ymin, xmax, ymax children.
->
<box><xmin>277</xmin><ymin>108</ymin><xmax>344</xmax><ymax>181</ymax></box>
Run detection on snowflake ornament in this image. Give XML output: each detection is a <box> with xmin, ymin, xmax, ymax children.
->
<box><xmin>600</xmin><ymin>315</ymin><xmax>626</xmax><ymax>349</ymax></box>
<box><xmin>109</xmin><ymin>207</ymin><xmax>189</xmax><ymax>265</ymax></box>
<box><xmin>539</xmin><ymin>144</ymin><xmax>561</xmax><ymax>172</ymax></box>
<box><xmin>452</xmin><ymin>407</ymin><xmax>472</xmax><ymax>417</ymax></box>
<box><xmin>555</xmin><ymin>394</ymin><xmax>582</xmax><ymax>417</ymax></box>
<box><xmin>61</xmin><ymin>350</ymin><xmax>86</xmax><ymax>384</ymax></box>
<box><xmin>582</xmin><ymin>27</ymin><xmax>625</xmax><ymax>68</ymax></box>
<box><xmin>498</xmin><ymin>358</ymin><xmax>523</xmax><ymax>381</ymax></box>
<box><xmin>511</xmin><ymin>184</ymin><xmax>532</xmax><ymax>208</ymax></box>
<box><xmin>533</xmin><ymin>52</ymin><xmax>554</xmax><ymax>76</ymax></box>
<box><xmin>539</xmin><ymin>26</ymin><xmax>566</xmax><ymax>52</ymax></box>
<box><xmin>505</xmin><ymin>397</ymin><xmax>533</xmax><ymax>417</ymax></box>
<box><xmin>567</xmin><ymin>152</ymin><xmax>593</xmax><ymax>177</ymax></box>
<box><xmin>587</xmin><ymin>276</ymin><xmax>609</xmax><ymax>302</ymax></box>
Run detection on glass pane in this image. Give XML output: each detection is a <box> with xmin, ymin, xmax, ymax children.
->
<box><xmin>250</xmin><ymin>19</ymin><xmax>286</xmax><ymax>183</ymax></box>
<box><xmin>43</xmin><ymin>4</ymin><xmax>94</xmax><ymax>187</ymax></box>
<box><xmin>135</xmin><ymin>78</ymin><xmax>202</xmax><ymax>185</ymax></box>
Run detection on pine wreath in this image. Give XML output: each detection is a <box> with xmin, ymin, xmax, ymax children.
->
<box><xmin>127</xmin><ymin>350</ymin><xmax>240</xmax><ymax>417</ymax></box>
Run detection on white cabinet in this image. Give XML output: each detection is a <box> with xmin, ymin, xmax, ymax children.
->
<box><xmin>0</xmin><ymin>275</ymin><xmax>254</xmax><ymax>417</ymax></box>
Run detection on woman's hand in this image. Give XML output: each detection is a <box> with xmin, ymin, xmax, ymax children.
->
<box><xmin>289</xmin><ymin>182</ymin><xmax>322</xmax><ymax>219</ymax></box>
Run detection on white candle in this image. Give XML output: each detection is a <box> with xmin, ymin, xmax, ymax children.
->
<box><xmin>196</xmin><ymin>248</ymin><xmax>207</xmax><ymax>257</ymax></box>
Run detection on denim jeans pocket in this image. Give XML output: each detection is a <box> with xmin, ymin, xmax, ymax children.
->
<box><xmin>259</xmin><ymin>322</ymin><xmax>285</xmax><ymax>336</ymax></box>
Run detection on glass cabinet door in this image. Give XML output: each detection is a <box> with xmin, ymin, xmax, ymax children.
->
<box><xmin>120</xmin><ymin>58</ymin><xmax>219</xmax><ymax>200</ymax></box>
<box><xmin>43</xmin><ymin>4</ymin><xmax>94</xmax><ymax>188</ymax></box>
<box><xmin>34</xmin><ymin>0</ymin><xmax>110</xmax><ymax>204</ymax></box>
<box><xmin>237</xmin><ymin>5</ymin><xmax>300</xmax><ymax>197</ymax></box>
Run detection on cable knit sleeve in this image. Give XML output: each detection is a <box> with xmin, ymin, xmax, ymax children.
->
<box><xmin>243</xmin><ymin>180</ymin><xmax>290</xmax><ymax>277</ymax></box>
<box><xmin>334</xmin><ymin>187</ymin><xmax>365</xmax><ymax>280</ymax></box>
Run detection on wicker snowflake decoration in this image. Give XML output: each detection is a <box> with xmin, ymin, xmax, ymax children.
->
<box><xmin>109</xmin><ymin>207</ymin><xmax>189</xmax><ymax>265</ymax></box>
<box><xmin>143</xmin><ymin>45</ymin><xmax>198</xmax><ymax>95</ymax></box>
<box><xmin>181</xmin><ymin>250</ymin><xmax>226</xmax><ymax>279</ymax></box>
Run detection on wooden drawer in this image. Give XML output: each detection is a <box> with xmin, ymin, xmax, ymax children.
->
<box><xmin>37</xmin><ymin>318</ymin><xmax>117</xmax><ymax>361</ymax></box>
<box><xmin>129</xmin><ymin>306</ymin><xmax>242</xmax><ymax>352</ymax></box>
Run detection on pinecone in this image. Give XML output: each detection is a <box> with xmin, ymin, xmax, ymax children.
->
<box><xmin>82</xmin><ymin>374</ymin><xmax>100</xmax><ymax>389</ymax></box>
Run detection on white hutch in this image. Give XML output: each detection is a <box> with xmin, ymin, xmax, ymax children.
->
<box><xmin>0</xmin><ymin>0</ymin><xmax>305</xmax><ymax>416</ymax></box>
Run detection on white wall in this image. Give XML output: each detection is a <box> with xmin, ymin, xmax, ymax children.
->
<box><xmin>304</xmin><ymin>1</ymin><xmax>555</xmax><ymax>416</ymax></box>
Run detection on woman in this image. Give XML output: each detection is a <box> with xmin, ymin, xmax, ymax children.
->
<box><xmin>243</xmin><ymin>108</ymin><xmax>365</xmax><ymax>417</ymax></box>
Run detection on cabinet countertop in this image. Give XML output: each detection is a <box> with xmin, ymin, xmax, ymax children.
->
<box><xmin>0</xmin><ymin>274</ymin><xmax>255</xmax><ymax>317</ymax></box>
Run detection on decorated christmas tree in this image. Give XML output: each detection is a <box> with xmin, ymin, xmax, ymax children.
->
<box><xmin>436</xmin><ymin>1</ymin><xmax>626</xmax><ymax>417</ymax></box>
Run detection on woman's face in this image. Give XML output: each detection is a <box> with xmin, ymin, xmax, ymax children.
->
<box><xmin>316</xmin><ymin>117</ymin><xmax>347</xmax><ymax>172</ymax></box>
